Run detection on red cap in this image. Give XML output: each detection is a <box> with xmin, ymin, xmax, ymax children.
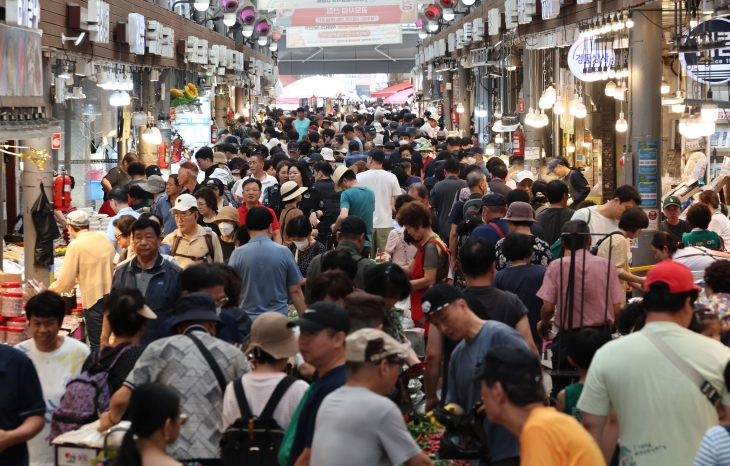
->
<box><xmin>644</xmin><ymin>260</ymin><xmax>701</xmax><ymax>294</ymax></box>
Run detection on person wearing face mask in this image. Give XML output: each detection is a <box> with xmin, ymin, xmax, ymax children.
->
<box><xmin>286</xmin><ymin>214</ymin><xmax>326</xmax><ymax>280</ymax></box>
<box><xmin>214</xmin><ymin>206</ymin><xmax>241</xmax><ymax>262</ymax></box>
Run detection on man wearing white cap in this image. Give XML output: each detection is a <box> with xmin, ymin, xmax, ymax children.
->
<box><xmin>162</xmin><ymin>194</ymin><xmax>224</xmax><ymax>269</ymax></box>
<box><xmin>515</xmin><ymin>170</ymin><xmax>535</xmax><ymax>198</ymax></box>
<box><xmin>49</xmin><ymin>210</ymin><xmax>116</xmax><ymax>351</ymax></box>
<box><xmin>310</xmin><ymin>328</ymin><xmax>432</xmax><ymax>466</ymax></box>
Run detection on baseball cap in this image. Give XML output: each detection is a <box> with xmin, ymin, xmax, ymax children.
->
<box><xmin>136</xmin><ymin>304</ymin><xmax>157</xmax><ymax>319</ymax></box>
<box><xmin>213</xmin><ymin>151</ymin><xmax>227</xmax><ymax>165</ymax></box>
<box><xmin>348</xmin><ymin>140</ymin><xmax>361</xmax><ymax>151</ymax></box>
<box><xmin>242</xmin><ymin>138</ymin><xmax>257</xmax><ymax>147</ymax></box>
<box><xmin>248</xmin><ymin>312</ymin><xmax>299</xmax><ymax>359</ymax></box>
<box><xmin>339</xmin><ymin>215</ymin><xmax>367</xmax><ymax>235</ymax></box>
<box><xmin>287</xmin><ymin>141</ymin><xmax>300</xmax><ymax>152</ymax></box>
<box><xmin>644</xmin><ymin>260</ymin><xmax>701</xmax><ymax>294</ymax></box>
<box><xmin>436</xmin><ymin>130</ymin><xmax>447</xmax><ymax>140</ymax></box>
<box><xmin>66</xmin><ymin>210</ymin><xmax>90</xmax><ymax>228</ymax></box>
<box><xmin>344</xmin><ymin>291</ymin><xmax>387</xmax><ymax>321</ymax></box>
<box><xmin>364</xmin><ymin>125</ymin><xmax>377</xmax><ymax>135</ymax></box>
<box><xmin>172</xmin><ymin>293</ymin><xmax>224</xmax><ymax>327</ymax></box>
<box><xmin>469</xmin><ymin>146</ymin><xmax>484</xmax><ymax>155</ymax></box>
<box><xmin>308</xmin><ymin>153</ymin><xmax>324</xmax><ymax>163</ymax></box>
<box><xmin>170</xmin><ymin>193</ymin><xmax>198</xmax><ymax>212</ymax></box>
<box><xmin>287</xmin><ymin>301</ymin><xmax>350</xmax><ymax>334</ymax></box>
<box><xmin>663</xmin><ymin>195</ymin><xmax>682</xmax><ymax>209</ymax></box>
<box><xmin>139</xmin><ymin>175</ymin><xmax>166</xmax><ymax>194</ymax></box>
<box><xmin>333</xmin><ymin>165</ymin><xmax>357</xmax><ymax>192</ymax></box>
<box><xmin>475</xmin><ymin>345</ymin><xmax>542</xmax><ymax>384</ymax></box>
<box><xmin>516</xmin><ymin>170</ymin><xmax>535</xmax><ymax>183</ymax></box>
<box><xmin>389</xmin><ymin>121</ymin><xmax>399</xmax><ymax>129</ymax></box>
<box><xmin>547</xmin><ymin>158</ymin><xmax>569</xmax><ymax>174</ymax></box>
<box><xmin>145</xmin><ymin>165</ymin><xmax>162</xmax><ymax>177</ymax></box>
<box><xmin>321</xmin><ymin>147</ymin><xmax>335</xmax><ymax>161</ymax></box>
<box><xmin>505</xmin><ymin>202</ymin><xmax>536</xmax><ymax>223</ymax></box>
<box><xmin>309</xmin><ymin>125</ymin><xmax>319</xmax><ymax>132</ymax></box>
<box><xmin>482</xmin><ymin>193</ymin><xmax>507</xmax><ymax>207</ymax></box>
<box><xmin>265</xmin><ymin>138</ymin><xmax>281</xmax><ymax>151</ymax></box>
<box><xmin>345</xmin><ymin>328</ymin><xmax>407</xmax><ymax>363</ymax></box>
<box><xmin>419</xmin><ymin>284</ymin><xmax>465</xmax><ymax>325</ymax></box>
<box><xmin>406</xmin><ymin>127</ymin><xmax>417</xmax><ymax>136</ymax></box>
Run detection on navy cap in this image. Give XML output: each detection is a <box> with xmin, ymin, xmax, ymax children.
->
<box><xmin>389</xmin><ymin>121</ymin><xmax>399</xmax><ymax>129</ymax></box>
<box><xmin>469</xmin><ymin>146</ymin><xmax>484</xmax><ymax>155</ymax></box>
<box><xmin>242</xmin><ymin>138</ymin><xmax>257</xmax><ymax>147</ymax></box>
<box><xmin>547</xmin><ymin>158</ymin><xmax>569</xmax><ymax>174</ymax></box>
<box><xmin>287</xmin><ymin>141</ymin><xmax>300</xmax><ymax>152</ymax></box>
<box><xmin>172</xmin><ymin>292</ymin><xmax>224</xmax><ymax>327</ymax></box>
<box><xmin>348</xmin><ymin>140</ymin><xmax>361</xmax><ymax>151</ymax></box>
<box><xmin>482</xmin><ymin>193</ymin><xmax>507</xmax><ymax>207</ymax></box>
<box><xmin>308</xmin><ymin>153</ymin><xmax>324</xmax><ymax>163</ymax></box>
<box><xmin>287</xmin><ymin>301</ymin><xmax>350</xmax><ymax>333</ymax></box>
<box><xmin>364</xmin><ymin>125</ymin><xmax>377</xmax><ymax>135</ymax></box>
<box><xmin>474</xmin><ymin>345</ymin><xmax>543</xmax><ymax>385</ymax></box>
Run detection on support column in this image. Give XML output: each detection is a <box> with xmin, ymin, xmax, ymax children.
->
<box><xmin>628</xmin><ymin>6</ymin><xmax>662</xmax><ymax>267</ymax></box>
<box><xmin>443</xmin><ymin>71</ymin><xmax>453</xmax><ymax>131</ymax></box>
<box><xmin>22</xmin><ymin>138</ymin><xmax>55</xmax><ymax>285</ymax></box>
<box><xmin>458</xmin><ymin>64</ymin><xmax>471</xmax><ymax>135</ymax></box>
<box><xmin>551</xmin><ymin>49</ymin><xmax>561</xmax><ymax>160</ymax></box>
<box><xmin>523</xmin><ymin>48</ymin><xmax>541</xmax><ymax>172</ymax></box>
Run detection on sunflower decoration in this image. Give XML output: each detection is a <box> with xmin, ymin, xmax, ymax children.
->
<box><xmin>170</xmin><ymin>83</ymin><xmax>199</xmax><ymax>108</ymax></box>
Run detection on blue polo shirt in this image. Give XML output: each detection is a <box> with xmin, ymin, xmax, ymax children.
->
<box><xmin>471</xmin><ymin>218</ymin><xmax>509</xmax><ymax>247</ymax></box>
<box><xmin>0</xmin><ymin>345</ymin><xmax>46</xmax><ymax>466</ymax></box>
<box><xmin>287</xmin><ymin>364</ymin><xmax>347</xmax><ymax>466</ymax></box>
<box><xmin>229</xmin><ymin>235</ymin><xmax>303</xmax><ymax>320</ymax></box>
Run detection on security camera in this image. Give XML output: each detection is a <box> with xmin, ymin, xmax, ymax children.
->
<box><xmin>239</xmin><ymin>2</ymin><xmax>257</xmax><ymax>25</ymax></box>
<box><xmin>255</xmin><ymin>18</ymin><xmax>271</xmax><ymax>36</ymax></box>
<box><xmin>424</xmin><ymin>5</ymin><xmax>441</xmax><ymax>20</ymax></box>
<box><xmin>220</xmin><ymin>0</ymin><xmax>239</xmax><ymax>13</ymax></box>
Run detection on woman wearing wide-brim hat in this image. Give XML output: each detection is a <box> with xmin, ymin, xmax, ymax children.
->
<box><xmin>279</xmin><ymin>181</ymin><xmax>308</xmax><ymax>246</ymax></box>
<box><xmin>214</xmin><ymin>206</ymin><xmax>241</xmax><ymax>262</ymax></box>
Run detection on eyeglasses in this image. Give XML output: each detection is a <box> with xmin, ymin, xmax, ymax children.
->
<box><xmin>173</xmin><ymin>212</ymin><xmax>194</xmax><ymax>220</ymax></box>
<box><xmin>115</xmin><ymin>233</ymin><xmax>125</xmax><ymax>240</ymax></box>
<box><xmin>215</xmin><ymin>296</ymin><xmax>229</xmax><ymax>307</ymax></box>
<box><xmin>386</xmin><ymin>357</ymin><xmax>404</xmax><ymax>374</ymax></box>
<box><xmin>179</xmin><ymin>413</ymin><xmax>188</xmax><ymax>425</ymax></box>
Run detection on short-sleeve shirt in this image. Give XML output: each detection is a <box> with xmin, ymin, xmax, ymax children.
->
<box><xmin>520</xmin><ymin>406</ymin><xmax>605</xmax><ymax>466</ymax></box>
<box><xmin>162</xmin><ymin>224</ymin><xmax>224</xmax><ymax>269</ymax></box>
<box><xmin>536</xmin><ymin>252</ymin><xmax>624</xmax><ymax>329</ymax></box>
<box><xmin>683</xmin><ymin>229</ymin><xmax>724</xmax><ymax>250</ymax></box>
<box><xmin>357</xmin><ymin>169</ymin><xmax>401</xmax><ymax>229</ymax></box>
<box><xmin>293</xmin><ymin>118</ymin><xmax>311</xmax><ymax>140</ymax></box>
<box><xmin>449</xmin><ymin>193</ymin><xmax>483</xmax><ymax>226</ymax></box>
<box><xmin>0</xmin><ymin>345</ymin><xmax>46</xmax><ymax>466</ymax></box>
<box><xmin>695</xmin><ymin>425</ymin><xmax>730</xmax><ymax>466</ymax></box>
<box><xmin>494</xmin><ymin>235</ymin><xmax>552</xmax><ymax>270</ymax></box>
<box><xmin>229</xmin><ymin>235</ymin><xmax>303</xmax><ymax>320</ymax></box>
<box><xmin>471</xmin><ymin>218</ymin><xmax>509</xmax><ymax>246</ymax></box>
<box><xmin>287</xmin><ymin>365</ymin><xmax>347</xmax><ymax>466</ymax></box>
<box><xmin>596</xmin><ymin>233</ymin><xmax>631</xmax><ymax>292</ymax></box>
<box><xmin>578</xmin><ymin>322</ymin><xmax>730</xmax><ymax>466</ymax></box>
<box><xmin>493</xmin><ymin>265</ymin><xmax>547</xmax><ymax>347</ymax></box>
<box><xmin>124</xmin><ymin>328</ymin><xmax>250</xmax><ymax>460</ymax></box>
<box><xmin>81</xmin><ymin>343</ymin><xmax>144</xmax><ymax>394</ymax></box>
<box><xmin>571</xmin><ymin>206</ymin><xmax>618</xmax><ymax>236</ymax></box>
<box><xmin>103</xmin><ymin>166</ymin><xmax>131</xmax><ymax>190</ymax></box>
<box><xmin>662</xmin><ymin>219</ymin><xmax>691</xmax><ymax>242</ymax></box>
<box><xmin>311</xmin><ymin>386</ymin><xmax>422</xmax><ymax>466</ymax></box>
<box><xmin>238</xmin><ymin>202</ymin><xmax>280</xmax><ymax>231</ymax></box>
<box><xmin>340</xmin><ymin>186</ymin><xmax>375</xmax><ymax>247</ymax></box>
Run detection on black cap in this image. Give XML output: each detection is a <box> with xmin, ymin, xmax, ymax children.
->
<box><xmin>308</xmin><ymin>153</ymin><xmax>324</xmax><ymax>163</ymax></box>
<box><xmin>287</xmin><ymin>301</ymin><xmax>350</xmax><ymax>333</ymax></box>
<box><xmin>469</xmin><ymin>146</ymin><xmax>484</xmax><ymax>155</ymax></box>
<box><xmin>482</xmin><ymin>193</ymin><xmax>507</xmax><ymax>207</ymax></box>
<box><xmin>406</xmin><ymin>127</ymin><xmax>417</xmax><ymax>136</ymax></box>
<box><xmin>339</xmin><ymin>215</ymin><xmax>367</xmax><ymax>235</ymax></box>
<box><xmin>172</xmin><ymin>292</ymin><xmax>224</xmax><ymax>327</ymax></box>
<box><xmin>287</xmin><ymin>141</ymin><xmax>300</xmax><ymax>152</ymax></box>
<box><xmin>348</xmin><ymin>140</ymin><xmax>361</xmax><ymax>151</ymax></box>
<box><xmin>475</xmin><ymin>345</ymin><xmax>542</xmax><ymax>385</ymax></box>
<box><xmin>418</xmin><ymin>284</ymin><xmax>464</xmax><ymax>325</ymax></box>
<box><xmin>364</xmin><ymin>125</ymin><xmax>377</xmax><ymax>135</ymax></box>
<box><xmin>145</xmin><ymin>165</ymin><xmax>162</xmax><ymax>177</ymax></box>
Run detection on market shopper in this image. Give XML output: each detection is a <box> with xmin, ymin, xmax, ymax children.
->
<box><xmin>579</xmin><ymin>260</ymin><xmax>730</xmax><ymax>466</ymax></box>
<box><xmin>310</xmin><ymin>328</ymin><xmax>433</xmax><ymax>466</ymax></box>
<box><xmin>480</xmin><ymin>346</ymin><xmax>606</xmax><ymax>466</ymax></box>
<box><xmin>536</xmin><ymin>180</ymin><xmax>575</xmax><ymax>246</ymax></box>
<box><xmin>488</xmin><ymin>164</ymin><xmax>513</xmax><ymax>198</ymax></box>
<box><xmin>0</xmin><ymin>344</ymin><xmax>45</xmax><ymax>466</ymax></box>
<box><xmin>285</xmin><ymin>302</ymin><xmax>350</xmax><ymax>466</ymax></box>
<box><xmin>229</xmin><ymin>206</ymin><xmax>306</xmax><ymax>320</ymax></box>
<box><xmin>177</xmin><ymin>161</ymin><xmax>201</xmax><ymax>195</ymax></box>
<box><xmin>448</xmin><ymin>170</ymin><xmax>488</xmax><ymax>255</ymax></box>
<box><xmin>102</xmin><ymin>153</ymin><xmax>137</xmax><ymax>193</ymax></box>
<box><xmin>312</xmin><ymin>161</ymin><xmax>341</xmax><ymax>244</ymax></box>
<box><xmin>357</xmin><ymin>149</ymin><xmax>402</xmax><ymax>258</ymax></box>
<box><xmin>163</xmin><ymin>194</ymin><xmax>224</xmax><ymax>269</ymax></box>
<box><xmin>286</xmin><ymin>214</ymin><xmax>327</xmax><ymax>278</ymax></box>
<box><xmin>237</xmin><ymin>177</ymin><xmax>283</xmax><ymax>244</ymax></box>
<box><xmin>106</xmin><ymin>187</ymin><xmax>141</xmax><ymax>244</ymax></box>
<box><xmin>100</xmin><ymin>293</ymin><xmax>250</xmax><ymax>464</ymax></box>
<box><xmin>50</xmin><ymin>210</ymin><xmax>115</xmax><ymax>352</ymax></box>
<box><xmin>595</xmin><ymin>207</ymin><xmax>649</xmax><ymax>293</ymax></box>
<box><xmin>471</xmin><ymin>193</ymin><xmax>510</xmax><ymax>245</ymax></box>
<box><xmin>234</xmin><ymin>152</ymin><xmax>277</xmax><ymax>202</ymax></box>
<box><xmin>113</xmin><ymin>215</ymin><xmax>137</xmax><ymax>264</ymax></box>
<box><xmin>17</xmin><ymin>291</ymin><xmax>90</xmax><ymax>466</ymax></box>
<box><xmin>547</xmin><ymin>157</ymin><xmax>591</xmax><ymax>206</ymax></box>
<box><xmin>332</xmin><ymin>165</ymin><xmax>375</xmax><ymax>256</ymax></box>
<box><xmin>385</xmin><ymin>195</ymin><xmax>419</xmax><ymax>268</ymax></box>
<box><xmin>661</xmin><ymin>195</ymin><xmax>691</xmax><ymax>241</ymax></box>
<box><xmin>289</xmin><ymin>161</ymin><xmax>326</xmax><ymax>227</ymax></box>
<box><xmin>684</xmin><ymin>203</ymin><xmax>725</xmax><ymax>250</ymax></box>
<box><xmin>494</xmin><ymin>201</ymin><xmax>551</xmax><ymax>270</ymax></box>
<box><xmin>570</xmin><ymin>185</ymin><xmax>641</xmax><ymax>235</ymax></box>
<box><xmin>279</xmin><ymin>181</ymin><xmax>307</xmax><ymax>246</ymax></box>
<box><xmin>429</xmin><ymin>158</ymin><xmax>468</xmax><ymax>242</ymax></box>
<box><xmin>213</xmin><ymin>206</ymin><xmax>240</xmax><ymax>262</ymax></box>
<box><xmin>153</xmin><ymin>174</ymin><xmax>181</xmax><ymax>237</ymax></box>
<box><xmin>194</xmin><ymin>188</ymin><xmax>222</xmax><ymax>236</ymax></box>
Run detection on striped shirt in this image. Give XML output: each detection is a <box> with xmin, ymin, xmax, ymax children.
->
<box><xmin>695</xmin><ymin>425</ymin><xmax>730</xmax><ymax>466</ymax></box>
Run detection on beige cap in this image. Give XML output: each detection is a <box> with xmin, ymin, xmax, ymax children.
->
<box><xmin>332</xmin><ymin>165</ymin><xmax>358</xmax><ymax>193</ymax></box>
<box><xmin>345</xmin><ymin>328</ymin><xmax>407</xmax><ymax>363</ymax></box>
<box><xmin>248</xmin><ymin>312</ymin><xmax>299</xmax><ymax>359</ymax></box>
<box><xmin>214</xmin><ymin>206</ymin><xmax>240</xmax><ymax>226</ymax></box>
<box><xmin>320</xmin><ymin>147</ymin><xmax>335</xmax><ymax>162</ymax></box>
<box><xmin>280</xmin><ymin>181</ymin><xmax>308</xmax><ymax>202</ymax></box>
<box><xmin>214</xmin><ymin>151</ymin><xmax>227</xmax><ymax>165</ymax></box>
<box><xmin>170</xmin><ymin>194</ymin><xmax>198</xmax><ymax>212</ymax></box>
<box><xmin>66</xmin><ymin>211</ymin><xmax>90</xmax><ymax>228</ymax></box>
<box><xmin>137</xmin><ymin>304</ymin><xmax>157</xmax><ymax>319</ymax></box>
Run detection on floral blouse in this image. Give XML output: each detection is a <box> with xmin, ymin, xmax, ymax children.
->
<box><xmin>494</xmin><ymin>235</ymin><xmax>552</xmax><ymax>271</ymax></box>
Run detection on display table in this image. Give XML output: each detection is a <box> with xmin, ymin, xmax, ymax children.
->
<box><xmin>52</xmin><ymin>420</ymin><xmax>129</xmax><ymax>466</ymax></box>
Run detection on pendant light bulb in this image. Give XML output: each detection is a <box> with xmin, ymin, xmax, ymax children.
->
<box><xmin>605</xmin><ymin>81</ymin><xmax>616</xmax><ymax>97</ymax></box>
<box><xmin>574</xmin><ymin>97</ymin><xmax>587</xmax><ymax>118</ymax></box>
<box><xmin>567</xmin><ymin>140</ymin><xmax>575</xmax><ymax>153</ymax></box>
<box><xmin>626</xmin><ymin>11</ymin><xmax>634</xmax><ymax>28</ymax></box>
<box><xmin>495</xmin><ymin>133</ymin><xmax>504</xmax><ymax>144</ymax></box>
<box><xmin>486</xmin><ymin>143</ymin><xmax>495</xmax><ymax>155</ymax></box>
<box><xmin>660</xmin><ymin>76</ymin><xmax>670</xmax><ymax>94</ymax></box>
<box><xmin>553</xmin><ymin>97</ymin><xmax>564</xmax><ymax>115</ymax></box>
<box><xmin>616</xmin><ymin>112</ymin><xmax>628</xmax><ymax>132</ymax></box>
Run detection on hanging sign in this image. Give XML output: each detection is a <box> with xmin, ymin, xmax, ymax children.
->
<box><xmin>680</xmin><ymin>18</ymin><xmax>730</xmax><ymax>85</ymax></box>
<box><xmin>541</xmin><ymin>0</ymin><xmax>560</xmax><ymax>20</ymax></box>
<box><xmin>277</xmin><ymin>6</ymin><xmax>416</xmax><ymax>27</ymax></box>
<box><xmin>636</xmin><ymin>141</ymin><xmax>658</xmax><ymax>208</ymax></box>
<box><xmin>52</xmin><ymin>133</ymin><xmax>62</xmax><ymax>150</ymax></box>
<box><xmin>261</xmin><ymin>0</ymin><xmax>415</xmax><ymax>9</ymax></box>
<box><xmin>285</xmin><ymin>24</ymin><xmax>402</xmax><ymax>48</ymax></box>
<box><xmin>0</xmin><ymin>24</ymin><xmax>43</xmax><ymax>100</ymax></box>
<box><xmin>567</xmin><ymin>37</ymin><xmax>616</xmax><ymax>82</ymax></box>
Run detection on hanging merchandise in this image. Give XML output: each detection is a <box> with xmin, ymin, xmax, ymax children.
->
<box><xmin>32</xmin><ymin>183</ymin><xmax>62</xmax><ymax>266</ymax></box>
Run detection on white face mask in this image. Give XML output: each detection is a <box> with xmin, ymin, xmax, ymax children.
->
<box><xmin>294</xmin><ymin>239</ymin><xmax>310</xmax><ymax>250</ymax></box>
<box><xmin>215</xmin><ymin>306</ymin><xmax>222</xmax><ymax>316</ymax></box>
<box><xmin>219</xmin><ymin>223</ymin><xmax>235</xmax><ymax>237</ymax></box>
<box><xmin>468</xmin><ymin>157</ymin><xmax>476</xmax><ymax>165</ymax></box>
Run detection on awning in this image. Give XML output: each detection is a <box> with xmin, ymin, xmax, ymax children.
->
<box><xmin>384</xmin><ymin>87</ymin><xmax>413</xmax><ymax>104</ymax></box>
<box><xmin>371</xmin><ymin>81</ymin><xmax>412</xmax><ymax>99</ymax></box>
<box><xmin>275</xmin><ymin>76</ymin><xmax>352</xmax><ymax>103</ymax></box>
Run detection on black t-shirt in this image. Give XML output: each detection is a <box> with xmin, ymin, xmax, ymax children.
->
<box><xmin>297</xmin><ymin>186</ymin><xmax>325</xmax><ymax>219</ymax></box>
<box><xmin>537</xmin><ymin>207</ymin><xmax>575</xmax><ymax>245</ymax></box>
<box><xmin>198</xmin><ymin>219</ymin><xmax>222</xmax><ymax>237</ymax></box>
<box><xmin>81</xmin><ymin>343</ymin><xmax>144</xmax><ymax>395</ymax></box>
<box><xmin>220</xmin><ymin>239</ymin><xmax>236</xmax><ymax>262</ymax></box>
<box><xmin>663</xmin><ymin>219</ymin><xmax>692</xmax><ymax>241</ymax></box>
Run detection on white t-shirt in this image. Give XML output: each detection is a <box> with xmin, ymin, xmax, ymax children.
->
<box><xmin>356</xmin><ymin>169</ymin><xmax>401</xmax><ymax>228</ymax></box>
<box><xmin>221</xmin><ymin>372</ymin><xmax>309</xmax><ymax>431</ymax></box>
<box><xmin>672</xmin><ymin>246</ymin><xmax>725</xmax><ymax>272</ymax></box>
<box><xmin>234</xmin><ymin>174</ymin><xmax>278</xmax><ymax>201</ymax></box>
<box><xmin>16</xmin><ymin>337</ymin><xmax>90</xmax><ymax>466</ymax></box>
<box><xmin>578</xmin><ymin>322</ymin><xmax>730</xmax><ymax>466</ymax></box>
<box><xmin>709</xmin><ymin>211</ymin><xmax>730</xmax><ymax>250</ymax></box>
<box><xmin>571</xmin><ymin>205</ymin><xmax>619</xmax><ymax>236</ymax></box>
<box><xmin>311</xmin><ymin>386</ymin><xmax>422</xmax><ymax>466</ymax></box>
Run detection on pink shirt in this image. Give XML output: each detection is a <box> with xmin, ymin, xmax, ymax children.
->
<box><xmin>536</xmin><ymin>251</ymin><xmax>624</xmax><ymax>329</ymax></box>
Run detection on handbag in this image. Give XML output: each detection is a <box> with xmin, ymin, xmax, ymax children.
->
<box><xmin>435</xmin><ymin>403</ymin><xmax>491</xmax><ymax>461</ymax></box>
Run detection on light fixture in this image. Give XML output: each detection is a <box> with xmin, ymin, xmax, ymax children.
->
<box><xmin>660</xmin><ymin>76</ymin><xmax>670</xmax><ymax>94</ymax></box>
<box><xmin>569</xmin><ymin>93</ymin><xmax>580</xmax><ymax>115</ymax></box>
<box><xmin>614</xmin><ymin>81</ymin><xmax>627</xmax><ymax>100</ymax></box>
<box><xmin>419</xmin><ymin>30</ymin><xmax>428</xmax><ymax>39</ymax></box>
<box><xmin>132</xmin><ymin>111</ymin><xmax>147</xmax><ymax>127</ymax></box>
<box><xmin>109</xmin><ymin>91</ymin><xmax>124</xmax><ymax>106</ymax></box>
<box><xmin>671</xmin><ymin>103</ymin><xmax>686</xmax><ymax>113</ymax></box>
<box><xmin>495</xmin><ymin>133</ymin><xmax>504</xmax><ymax>144</ymax></box>
<box><xmin>505</xmin><ymin>54</ymin><xmax>521</xmax><ymax>71</ymax></box>
<box><xmin>223</xmin><ymin>12</ymin><xmax>236</xmax><ymax>26</ymax></box>
<box><xmin>194</xmin><ymin>0</ymin><xmax>211</xmax><ymax>11</ymax></box>
<box><xmin>567</xmin><ymin>139</ymin><xmax>575</xmax><ymax>153</ymax></box>
<box><xmin>494</xmin><ymin>108</ymin><xmax>502</xmax><ymax>119</ymax></box>
<box><xmin>574</xmin><ymin>97</ymin><xmax>587</xmax><ymax>118</ymax></box>
<box><xmin>462</xmin><ymin>0</ymin><xmax>476</xmax><ymax>5</ymax></box>
<box><xmin>242</xmin><ymin>24</ymin><xmax>254</xmax><ymax>37</ymax></box>
<box><xmin>142</xmin><ymin>126</ymin><xmax>162</xmax><ymax>144</ymax></box>
<box><xmin>58</xmin><ymin>63</ymin><xmax>72</xmax><ymax>79</ymax></box>
<box><xmin>428</xmin><ymin>20</ymin><xmax>439</xmax><ymax>32</ymax></box>
<box><xmin>475</xmin><ymin>105</ymin><xmax>487</xmax><ymax>117</ymax></box>
<box><xmin>538</xmin><ymin>110</ymin><xmax>549</xmax><ymax>127</ymax></box>
<box><xmin>544</xmin><ymin>85</ymin><xmax>556</xmax><ymax>105</ymax></box>
<box><xmin>96</xmin><ymin>69</ymin><xmax>111</xmax><ymax>89</ymax></box>
<box><xmin>702</xmin><ymin>90</ymin><xmax>719</xmax><ymax>122</ymax></box>
<box><xmin>616</xmin><ymin>112</ymin><xmax>628</xmax><ymax>132</ymax></box>
<box><xmin>539</xmin><ymin>95</ymin><xmax>552</xmax><ymax>110</ymax></box>
<box><xmin>61</xmin><ymin>32</ymin><xmax>86</xmax><ymax>46</ymax></box>
<box><xmin>605</xmin><ymin>81</ymin><xmax>616</xmax><ymax>96</ymax></box>
<box><xmin>270</xmin><ymin>41</ymin><xmax>278</xmax><ymax>51</ymax></box>
<box><xmin>553</xmin><ymin>96</ymin><xmax>564</xmax><ymax>115</ymax></box>
<box><xmin>442</xmin><ymin>8</ymin><xmax>455</xmax><ymax>20</ymax></box>
<box><xmin>486</xmin><ymin>143</ymin><xmax>495</xmax><ymax>155</ymax></box>
<box><xmin>258</xmin><ymin>36</ymin><xmax>268</xmax><ymax>46</ymax></box>
<box><xmin>621</xmin><ymin>63</ymin><xmax>629</xmax><ymax>78</ymax></box>
<box><xmin>525</xmin><ymin>109</ymin><xmax>537</xmax><ymax>127</ymax></box>
<box><xmin>626</xmin><ymin>11</ymin><xmax>634</xmax><ymax>28</ymax></box>
<box><xmin>456</xmin><ymin>103</ymin><xmax>465</xmax><ymax>114</ymax></box>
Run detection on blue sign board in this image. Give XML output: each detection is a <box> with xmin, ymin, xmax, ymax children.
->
<box><xmin>636</xmin><ymin>141</ymin><xmax>658</xmax><ymax>207</ymax></box>
<box><xmin>680</xmin><ymin>18</ymin><xmax>730</xmax><ymax>85</ymax></box>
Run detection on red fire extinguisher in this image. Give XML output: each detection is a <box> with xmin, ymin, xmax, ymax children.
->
<box><xmin>211</xmin><ymin>121</ymin><xmax>218</xmax><ymax>144</ymax></box>
<box><xmin>54</xmin><ymin>170</ymin><xmax>73</xmax><ymax>211</ymax></box>
<box><xmin>171</xmin><ymin>136</ymin><xmax>184</xmax><ymax>163</ymax></box>
<box><xmin>158</xmin><ymin>141</ymin><xmax>169</xmax><ymax>169</ymax></box>
<box><xmin>512</xmin><ymin>129</ymin><xmax>524</xmax><ymax>157</ymax></box>
<box><xmin>170</xmin><ymin>107</ymin><xmax>176</xmax><ymax>122</ymax></box>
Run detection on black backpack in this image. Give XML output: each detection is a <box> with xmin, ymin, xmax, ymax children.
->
<box><xmin>590</xmin><ymin>231</ymin><xmax>624</xmax><ymax>255</ymax></box>
<box><xmin>220</xmin><ymin>376</ymin><xmax>297</xmax><ymax>466</ymax></box>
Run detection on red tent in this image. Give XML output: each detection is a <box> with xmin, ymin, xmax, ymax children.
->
<box><xmin>384</xmin><ymin>87</ymin><xmax>413</xmax><ymax>104</ymax></box>
<box><xmin>371</xmin><ymin>81</ymin><xmax>412</xmax><ymax>99</ymax></box>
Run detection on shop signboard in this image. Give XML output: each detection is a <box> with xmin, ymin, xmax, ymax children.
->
<box><xmin>52</xmin><ymin>133</ymin><xmax>61</xmax><ymax>150</ymax></box>
<box><xmin>277</xmin><ymin>5</ymin><xmax>416</xmax><ymax>26</ymax></box>
<box><xmin>637</xmin><ymin>141</ymin><xmax>658</xmax><ymax>207</ymax></box>
<box><xmin>0</xmin><ymin>24</ymin><xmax>43</xmax><ymax>100</ymax></box>
<box><xmin>680</xmin><ymin>18</ymin><xmax>730</xmax><ymax>85</ymax></box>
<box><xmin>285</xmin><ymin>24</ymin><xmax>402</xmax><ymax>48</ymax></box>
<box><xmin>567</xmin><ymin>37</ymin><xmax>616</xmax><ymax>82</ymax></box>
<box><xmin>173</xmin><ymin>97</ymin><xmax>211</xmax><ymax>148</ymax></box>
<box><xmin>261</xmin><ymin>0</ymin><xmax>415</xmax><ymax>9</ymax></box>
<box><xmin>524</xmin><ymin>146</ymin><xmax>540</xmax><ymax>160</ymax></box>
<box><xmin>645</xmin><ymin>208</ymin><xmax>659</xmax><ymax>230</ymax></box>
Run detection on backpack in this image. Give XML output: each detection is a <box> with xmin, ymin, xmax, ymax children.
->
<box><xmin>549</xmin><ymin>208</ymin><xmax>591</xmax><ymax>259</ymax></box>
<box><xmin>263</xmin><ymin>184</ymin><xmax>283</xmax><ymax>218</ymax></box>
<box><xmin>170</xmin><ymin>230</ymin><xmax>216</xmax><ymax>262</ymax></box>
<box><xmin>462</xmin><ymin>197</ymin><xmax>482</xmax><ymax>218</ymax></box>
<box><xmin>221</xmin><ymin>376</ymin><xmax>297</xmax><ymax>466</ymax></box>
<box><xmin>590</xmin><ymin>231</ymin><xmax>625</xmax><ymax>255</ymax></box>
<box><xmin>50</xmin><ymin>344</ymin><xmax>136</xmax><ymax>439</ymax></box>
